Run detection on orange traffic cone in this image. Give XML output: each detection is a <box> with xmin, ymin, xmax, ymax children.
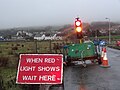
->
<box><xmin>100</xmin><ymin>47</ymin><xmax>110</xmax><ymax>68</ymax></box>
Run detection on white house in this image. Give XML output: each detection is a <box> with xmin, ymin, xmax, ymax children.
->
<box><xmin>34</xmin><ymin>33</ymin><xmax>63</xmax><ymax>40</ymax></box>
<box><xmin>34</xmin><ymin>34</ymin><xmax>45</xmax><ymax>40</ymax></box>
<box><xmin>52</xmin><ymin>34</ymin><xmax>62</xmax><ymax>40</ymax></box>
<box><xmin>16</xmin><ymin>31</ymin><xmax>33</xmax><ymax>37</ymax></box>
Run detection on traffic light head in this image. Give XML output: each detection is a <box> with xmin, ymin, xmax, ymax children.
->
<box><xmin>74</xmin><ymin>18</ymin><xmax>83</xmax><ymax>39</ymax></box>
<box><xmin>75</xmin><ymin>19</ymin><xmax>82</xmax><ymax>33</ymax></box>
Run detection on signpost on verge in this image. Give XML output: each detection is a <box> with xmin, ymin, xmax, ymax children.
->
<box><xmin>16</xmin><ymin>54</ymin><xmax>63</xmax><ymax>89</ymax></box>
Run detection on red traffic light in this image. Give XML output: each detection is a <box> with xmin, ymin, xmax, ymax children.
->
<box><xmin>75</xmin><ymin>21</ymin><xmax>81</xmax><ymax>26</ymax></box>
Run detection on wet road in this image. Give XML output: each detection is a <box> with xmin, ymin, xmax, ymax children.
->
<box><xmin>51</xmin><ymin>48</ymin><xmax>120</xmax><ymax>90</ymax></box>
<box><xmin>64</xmin><ymin>48</ymin><xmax>120</xmax><ymax>90</ymax></box>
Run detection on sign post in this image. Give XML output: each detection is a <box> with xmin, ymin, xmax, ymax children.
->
<box><xmin>16</xmin><ymin>54</ymin><xmax>63</xmax><ymax>84</ymax></box>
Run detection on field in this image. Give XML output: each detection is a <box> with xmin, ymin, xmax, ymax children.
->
<box><xmin>0</xmin><ymin>40</ymin><xmax>69</xmax><ymax>90</ymax></box>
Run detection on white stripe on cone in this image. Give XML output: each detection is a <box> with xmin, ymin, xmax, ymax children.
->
<box><xmin>103</xmin><ymin>53</ymin><xmax>107</xmax><ymax>60</ymax></box>
<box><xmin>101</xmin><ymin>51</ymin><xmax>104</xmax><ymax>57</ymax></box>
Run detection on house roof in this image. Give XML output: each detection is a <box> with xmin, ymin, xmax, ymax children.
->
<box><xmin>45</xmin><ymin>33</ymin><xmax>51</xmax><ymax>36</ymax></box>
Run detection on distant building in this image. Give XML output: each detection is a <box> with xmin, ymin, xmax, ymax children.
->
<box><xmin>44</xmin><ymin>33</ymin><xmax>52</xmax><ymax>40</ymax></box>
<box><xmin>11</xmin><ymin>36</ymin><xmax>25</xmax><ymax>40</ymax></box>
<box><xmin>34</xmin><ymin>34</ymin><xmax>45</xmax><ymax>40</ymax></box>
<box><xmin>0</xmin><ymin>36</ymin><xmax>4</xmax><ymax>41</ymax></box>
<box><xmin>111</xmin><ymin>25</ymin><xmax>120</xmax><ymax>31</ymax></box>
<box><xmin>53</xmin><ymin>34</ymin><xmax>62</xmax><ymax>40</ymax></box>
<box><xmin>16</xmin><ymin>31</ymin><xmax>33</xmax><ymax>37</ymax></box>
<box><xmin>34</xmin><ymin>33</ymin><xmax>63</xmax><ymax>40</ymax></box>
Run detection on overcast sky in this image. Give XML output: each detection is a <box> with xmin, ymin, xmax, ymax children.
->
<box><xmin>0</xmin><ymin>0</ymin><xmax>120</xmax><ymax>29</ymax></box>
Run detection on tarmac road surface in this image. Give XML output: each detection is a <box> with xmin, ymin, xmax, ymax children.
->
<box><xmin>50</xmin><ymin>47</ymin><xmax>120</xmax><ymax>90</ymax></box>
<box><xmin>64</xmin><ymin>48</ymin><xmax>120</xmax><ymax>90</ymax></box>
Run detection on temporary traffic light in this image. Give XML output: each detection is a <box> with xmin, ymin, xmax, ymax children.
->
<box><xmin>74</xmin><ymin>17</ymin><xmax>83</xmax><ymax>39</ymax></box>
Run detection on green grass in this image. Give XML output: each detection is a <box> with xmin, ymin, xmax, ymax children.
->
<box><xmin>0</xmin><ymin>67</ymin><xmax>16</xmax><ymax>81</ymax></box>
<box><xmin>97</xmin><ymin>35</ymin><xmax>120</xmax><ymax>39</ymax></box>
<box><xmin>0</xmin><ymin>41</ymin><xmax>57</xmax><ymax>90</ymax></box>
<box><xmin>108</xmin><ymin>45</ymin><xmax>120</xmax><ymax>50</ymax></box>
<box><xmin>90</xmin><ymin>35</ymin><xmax>120</xmax><ymax>40</ymax></box>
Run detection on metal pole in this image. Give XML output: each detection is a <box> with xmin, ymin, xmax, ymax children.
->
<box><xmin>80</xmin><ymin>39</ymin><xmax>82</xmax><ymax>44</ymax></box>
<box><xmin>106</xmin><ymin>18</ymin><xmax>111</xmax><ymax>44</ymax></box>
<box><xmin>108</xmin><ymin>19</ymin><xmax>111</xmax><ymax>44</ymax></box>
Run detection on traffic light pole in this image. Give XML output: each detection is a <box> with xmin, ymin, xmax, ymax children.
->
<box><xmin>80</xmin><ymin>39</ymin><xmax>83</xmax><ymax>44</ymax></box>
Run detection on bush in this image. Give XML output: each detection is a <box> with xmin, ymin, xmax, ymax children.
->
<box><xmin>12</xmin><ymin>47</ymin><xmax>18</xmax><ymax>50</ymax></box>
<box><xmin>16</xmin><ymin>44</ymin><xmax>20</xmax><ymax>46</ymax></box>
<box><xmin>0</xmin><ymin>76</ymin><xmax>5</xmax><ymax>90</ymax></box>
<box><xmin>11</xmin><ymin>44</ymin><xmax>14</xmax><ymax>47</ymax></box>
<box><xmin>14</xmin><ymin>52</ymin><xmax>19</xmax><ymax>57</ymax></box>
<box><xmin>0</xmin><ymin>56</ymin><xmax>9</xmax><ymax>67</ymax></box>
<box><xmin>8</xmin><ymin>51</ymin><xmax>14</xmax><ymax>55</ymax></box>
<box><xmin>21</xmin><ymin>45</ymin><xmax>24</xmax><ymax>47</ymax></box>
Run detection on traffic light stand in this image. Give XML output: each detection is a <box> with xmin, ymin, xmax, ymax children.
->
<box><xmin>80</xmin><ymin>39</ymin><xmax>83</xmax><ymax>44</ymax></box>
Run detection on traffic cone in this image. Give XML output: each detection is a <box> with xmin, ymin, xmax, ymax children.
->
<box><xmin>100</xmin><ymin>47</ymin><xmax>110</xmax><ymax>68</ymax></box>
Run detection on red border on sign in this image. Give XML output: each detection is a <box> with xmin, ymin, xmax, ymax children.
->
<box><xmin>16</xmin><ymin>54</ymin><xmax>63</xmax><ymax>84</ymax></box>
